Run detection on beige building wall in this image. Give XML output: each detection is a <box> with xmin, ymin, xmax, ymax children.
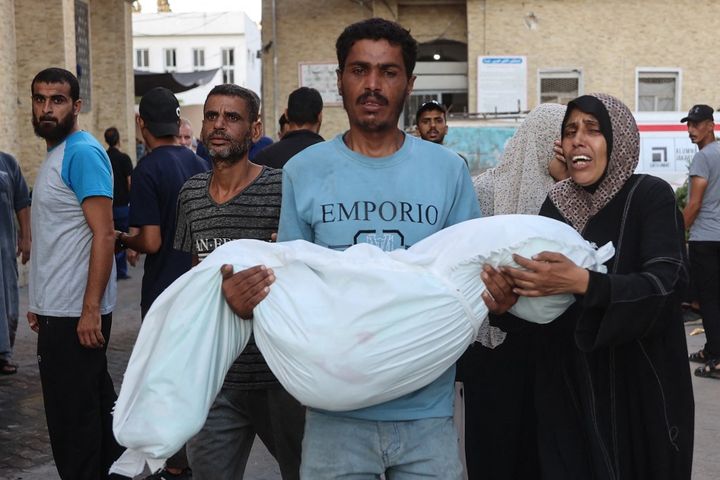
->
<box><xmin>15</xmin><ymin>0</ymin><xmax>77</xmax><ymax>183</ymax></box>
<box><xmin>262</xmin><ymin>0</ymin><xmax>370</xmax><ymax>141</ymax></box>
<box><xmin>88</xmin><ymin>0</ymin><xmax>136</xmax><ymax>158</ymax></box>
<box><xmin>13</xmin><ymin>0</ymin><xmax>135</xmax><ymax>184</ymax></box>
<box><xmin>262</xmin><ymin>0</ymin><xmax>469</xmax><ymax>139</ymax></box>
<box><xmin>265</xmin><ymin>0</ymin><xmax>719</xmax><ymax>135</ymax></box>
<box><xmin>468</xmin><ymin>0</ymin><xmax>719</xmax><ymax>113</ymax></box>
<box><xmin>0</xmin><ymin>0</ymin><xmax>19</xmax><ymax>156</ymax></box>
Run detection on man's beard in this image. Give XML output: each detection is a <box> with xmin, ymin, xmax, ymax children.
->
<box><xmin>205</xmin><ymin>130</ymin><xmax>253</xmax><ymax>166</ymax></box>
<box><xmin>32</xmin><ymin>111</ymin><xmax>75</xmax><ymax>143</ymax></box>
<box><xmin>342</xmin><ymin>89</ymin><xmax>407</xmax><ymax>132</ymax></box>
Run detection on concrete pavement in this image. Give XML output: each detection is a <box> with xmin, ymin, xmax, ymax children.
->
<box><xmin>1</xmin><ymin>263</ymin><xmax>718</xmax><ymax>479</ymax></box>
<box><xmin>0</xmin><ymin>264</ymin><xmax>280</xmax><ymax>480</ymax></box>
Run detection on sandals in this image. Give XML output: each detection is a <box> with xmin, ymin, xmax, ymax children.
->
<box><xmin>689</xmin><ymin>348</ymin><xmax>708</xmax><ymax>363</ymax></box>
<box><xmin>0</xmin><ymin>359</ymin><xmax>18</xmax><ymax>375</ymax></box>
<box><xmin>695</xmin><ymin>358</ymin><xmax>720</xmax><ymax>380</ymax></box>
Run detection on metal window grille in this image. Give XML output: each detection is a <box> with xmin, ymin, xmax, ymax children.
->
<box><xmin>540</xmin><ymin>77</ymin><xmax>579</xmax><ymax>105</ymax></box>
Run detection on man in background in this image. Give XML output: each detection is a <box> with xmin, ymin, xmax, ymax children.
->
<box><xmin>178</xmin><ymin>117</ymin><xmax>196</xmax><ymax>152</ymax></box>
<box><xmin>254</xmin><ymin>87</ymin><xmax>324</xmax><ymax>169</ymax></box>
<box><xmin>416</xmin><ymin>100</ymin><xmax>448</xmax><ymax>144</ymax></box>
<box><xmin>0</xmin><ymin>151</ymin><xmax>30</xmax><ymax>375</ymax></box>
<box><xmin>682</xmin><ymin>104</ymin><xmax>720</xmax><ymax>380</ymax></box>
<box><xmin>104</xmin><ymin>126</ymin><xmax>133</xmax><ymax>280</ymax></box>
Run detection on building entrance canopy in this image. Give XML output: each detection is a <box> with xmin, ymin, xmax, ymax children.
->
<box><xmin>134</xmin><ymin>68</ymin><xmax>219</xmax><ymax>96</ymax></box>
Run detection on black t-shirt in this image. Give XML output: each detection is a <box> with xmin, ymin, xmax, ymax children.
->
<box><xmin>253</xmin><ymin>129</ymin><xmax>324</xmax><ymax>169</ymax></box>
<box><xmin>107</xmin><ymin>147</ymin><xmax>133</xmax><ymax>206</ymax></box>
<box><xmin>129</xmin><ymin>145</ymin><xmax>209</xmax><ymax>315</ymax></box>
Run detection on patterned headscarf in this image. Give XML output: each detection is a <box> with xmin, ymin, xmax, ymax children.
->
<box><xmin>547</xmin><ymin>93</ymin><xmax>639</xmax><ymax>233</ymax></box>
<box><xmin>474</xmin><ymin>103</ymin><xmax>566</xmax><ymax>216</ymax></box>
<box><xmin>473</xmin><ymin>104</ymin><xmax>566</xmax><ymax>348</ymax></box>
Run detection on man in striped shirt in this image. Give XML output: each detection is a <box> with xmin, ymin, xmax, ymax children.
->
<box><xmin>174</xmin><ymin>84</ymin><xmax>304</xmax><ymax>480</ymax></box>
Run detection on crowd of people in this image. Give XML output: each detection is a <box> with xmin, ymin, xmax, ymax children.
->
<box><xmin>0</xmin><ymin>14</ymin><xmax>715</xmax><ymax>480</ymax></box>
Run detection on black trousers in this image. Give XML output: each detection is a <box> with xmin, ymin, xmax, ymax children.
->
<box><xmin>459</xmin><ymin>333</ymin><xmax>540</xmax><ymax>480</ymax></box>
<box><xmin>37</xmin><ymin>314</ymin><xmax>124</xmax><ymax>479</ymax></box>
<box><xmin>689</xmin><ymin>241</ymin><xmax>720</xmax><ymax>357</ymax></box>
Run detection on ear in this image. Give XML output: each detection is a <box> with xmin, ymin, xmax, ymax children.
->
<box><xmin>72</xmin><ymin>99</ymin><xmax>83</xmax><ymax>116</ymax></box>
<box><xmin>336</xmin><ymin>68</ymin><xmax>343</xmax><ymax>97</ymax></box>
<box><xmin>251</xmin><ymin>120</ymin><xmax>263</xmax><ymax>142</ymax></box>
<box><xmin>137</xmin><ymin>116</ymin><xmax>145</xmax><ymax>129</ymax></box>
<box><xmin>406</xmin><ymin>75</ymin><xmax>416</xmax><ymax>97</ymax></box>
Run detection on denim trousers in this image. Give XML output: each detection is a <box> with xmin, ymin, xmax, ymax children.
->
<box><xmin>187</xmin><ymin>385</ymin><xmax>305</xmax><ymax>480</ymax></box>
<box><xmin>300</xmin><ymin>410</ymin><xmax>463</xmax><ymax>479</ymax></box>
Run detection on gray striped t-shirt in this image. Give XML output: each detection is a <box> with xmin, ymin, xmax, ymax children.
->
<box><xmin>174</xmin><ymin>166</ymin><xmax>282</xmax><ymax>389</ymax></box>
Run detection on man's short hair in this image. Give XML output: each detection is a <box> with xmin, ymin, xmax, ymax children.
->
<box><xmin>205</xmin><ymin>84</ymin><xmax>260</xmax><ymax>122</ymax></box>
<box><xmin>287</xmin><ymin>87</ymin><xmax>323</xmax><ymax>125</ymax></box>
<box><xmin>180</xmin><ymin>117</ymin><xmax>193</xmax><ymax>129</ymax></box>
<box><xmin>415</xmin><ymin>100</ymin><xmax>447</xmax><ymax>125</ymax></box>
<box><xmin>104</xmin><ymin>127</ymin><xmax>120</xmax><ymax>147</ymax></box>
<box><xmin>31</xmin><ymin>67</ymin><xmax>80</xmax><ymax>102</ymax></box>
<box><xmin>336</xmin><ymin>18</ymin><xmax>418</xmax><ymax>79</ymax></box>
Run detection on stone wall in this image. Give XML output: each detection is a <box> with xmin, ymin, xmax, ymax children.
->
<box><xmin>13</xmin><ymin>0</ymin><xmax>135</xmax><ymax>185</ymax></box>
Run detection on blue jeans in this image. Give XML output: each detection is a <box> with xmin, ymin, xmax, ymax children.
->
<box><xmin>300</xmin><ymin>410</ymin><xmax>463</xmax><ymax>480</ymax></box>
<box><xmin>112</xmin><ymin>205</ymin><xmax>129</xmax><ymax>278</ymax></box>
<box><xmin>187</xmin><ymin>385</ymin><xmax>305</xmax><ymax>480</ymax></box>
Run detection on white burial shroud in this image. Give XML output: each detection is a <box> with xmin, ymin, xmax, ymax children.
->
<box><xmin>111</xmin><ymin>215</ymin><xmax>614</xmax><ymax>475</ymax></box>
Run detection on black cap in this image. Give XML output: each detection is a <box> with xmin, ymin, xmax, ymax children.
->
<box><xmin>415</xmin><ymin>99</ymin><xmax>447</xmax><ymax>124</ymax></box>
<box><xmin>681</xmin><ymin>104</ymin><xmax>714</xmax><ymax>123</ymax></box>
<box><xmin>139</xmin><ymin>87</ymin><xmax>181</xmax><ymax>137</ymax></box>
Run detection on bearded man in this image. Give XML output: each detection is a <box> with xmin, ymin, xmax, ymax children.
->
<box><xmin>173</xmin><ymin>84</ymin><xmax>305</xmax><ymax>480</ymax></box>
<box><xmin>220</xmin><ymin>19</ymin><xmax>480</xmax><ymax>478</ymax></box>
<box><xmin>115</xmin><ymin>86</ymin><xmax>206</xmax><ymax>479</ymax></box>
<box><xmin>28</xmin><ymin>67</ymin><xmax>124</xmax><ymax>479</ymax></box>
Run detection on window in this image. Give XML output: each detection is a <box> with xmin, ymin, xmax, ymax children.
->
<box><xmin>164</xmin><ymin>48</ymin><xmax>177</xmax><ymax>71</ymax></box>
<box><xmin>135</xmin><ymin>49</ymin><xmax>149</xmax><ymax>70</ymax></box>
<box><xmin>193</xmin><ymin>48</ymin><xmax>205</xmax><ymax>69</ymax></box>
<box><xmin>222</xmin><ymin>48</ymin><xmax>235</xmax><ymax>84</ymax></box>
<box><xmin>637</xmin><ymin>70</ymin><xmax>680</xmax><ymax>111</ymax></box>
<box><xmin>538</xmin><ymin>70</ymin><xmax>581</xmax><ymax>105</ymax></box>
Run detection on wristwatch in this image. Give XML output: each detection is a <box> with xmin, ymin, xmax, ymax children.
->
<box><xmin>117</xmin><ymin>232</ymin><xmax>128</xmax><ymax>250</ymax></box>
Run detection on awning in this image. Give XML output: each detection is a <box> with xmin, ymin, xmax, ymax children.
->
<box><xmin>134</xmin><ymin>68</ymin><xmax>220</xmax><ymax>96</ymax></box>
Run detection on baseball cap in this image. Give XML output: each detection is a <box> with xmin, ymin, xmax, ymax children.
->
<box><xmin>139</xmin><ymin>87</ymin><xmax>181</xmax><ymax>137</ymax></box>
<box><xmin>680</xmin><ymin>104</ymin><xmax>714</xmax><ymax>123</ymax></box>
<box><xmin>415</xmin><ymin>99</ymin><xmax>447</xmax><ymax>124</ymax></box>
